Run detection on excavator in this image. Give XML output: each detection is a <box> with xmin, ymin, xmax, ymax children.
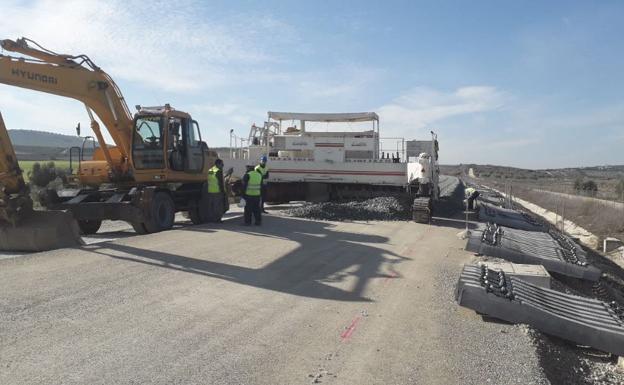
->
<box><xmin>0</xmin><ymin>37</ymin><xmax>222</xmax><ymax>251</ymax></box>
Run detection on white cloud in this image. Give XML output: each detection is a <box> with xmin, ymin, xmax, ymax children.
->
<box><xmin>192</xmin><ymin>103</ymin><xmax>240</xmax><ymax>116</ymax></box>
<box><xmin>0</xmin><ymin>89</ymin><xmax>85</xmax><ymax>134</ymax></box>
<box><xmin>0</xmin><ymin>0</ymin><xmax>297</xmax><ymax>92</ymax></box>
<box><xmin>295</xmin><ymin>67</ymin><xmax>384</xmax><ymax>100</ymax></box>
<box><xmin>377</xmin><ymin>86</ymin><xmax>506</xmax><ymax>137</ymax></box>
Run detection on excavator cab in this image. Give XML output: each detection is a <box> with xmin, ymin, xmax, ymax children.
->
<box><xmin>131</xmin><ymin>106</ymin><xmax>205</xmax><ymax>176</ymax></box>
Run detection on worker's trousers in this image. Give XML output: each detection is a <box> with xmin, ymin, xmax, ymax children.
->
<box><xmin>244</xmin><ymin>195</ymin><xmax>261</xmax><ymax>225</ymax></box>
<box><xmin>467</xmin><ymin>191</ymin><xmax>480</xmax><ymax>210</ymax></box>
<box><xmin>260</xmin><ymin>185</ymin><xmax>267</xmax><ymax>211</ymax></box>
<box><xmin>205</xmin><ymin>192</ymin><xmax>225</xmax><ymax>222</ymax></box>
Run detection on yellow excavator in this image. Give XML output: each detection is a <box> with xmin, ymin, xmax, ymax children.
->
<box><xmin>0</xmin><ymin>37</ymin><xmax>222</xmax><ymax>251</ymax></box>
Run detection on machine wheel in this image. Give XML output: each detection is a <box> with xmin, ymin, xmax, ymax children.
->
<box><xmin>131</xmin><ymin>221</ymin><xmax>149</xmax><ymax>234</ymax></box>
<box><xmin>188</xmin><ymin>199</ymin><xmax>203</xmax><ymax>225</ymax></box>
<box><xmin>77</xmin><ymin>219</ymin><xmax>102</xmax><ymax>235</ymax></box>
<box><xmin>412</xmin><ymin>197</ymin><xmax>432</xmax><ymax>223</ymax></box>
<box><xmin>143</xmin><ymin>192</ymin><xmax>175</xmax><ymax>233</ymax></box>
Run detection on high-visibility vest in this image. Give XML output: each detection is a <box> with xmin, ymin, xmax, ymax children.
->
<box><xmin>465</xmin><ymin>187</ymin><xmax>476</xmax><ymax>197</ymax></box>
<box><xmin>207</xmin><ymin>165</ymin><xmax>221</xmax><ymax>193</ymax></box>
<box><xmin>245</xmin><ymin>170</ymin><xmax>262</xmax><ymax>196</ymax></box>
<box><xmin>255</xmin><ymin>164</ymin><xmax>268</xmax><ymax>184</ymax></box>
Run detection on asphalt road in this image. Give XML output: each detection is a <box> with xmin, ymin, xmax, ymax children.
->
<box><xmin>0</xmin><ymin>210</ymin><xmax>547</xmax><ymax>385</ymax></box>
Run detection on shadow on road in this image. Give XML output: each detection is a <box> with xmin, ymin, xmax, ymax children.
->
<box><xmin>431</xmin><ymin>216</ymin><xmax>480</xmax><ymax>230</ymax></box>
<box><xmin>89</xmin><ymin>215</ymin><xmax>409</xmax><ymax>302</ymax></box>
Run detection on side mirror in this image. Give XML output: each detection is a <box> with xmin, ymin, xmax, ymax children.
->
<box><xmin>76</xmin><ymin>123</ymin><xmax>81</xmax><ymax>137</ymax></box>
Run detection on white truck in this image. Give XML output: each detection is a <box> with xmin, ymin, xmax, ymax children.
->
<box><xmin>224</xmin><ymin>111</ymin><xmax>440</xmax><ymax>222</ymax></box>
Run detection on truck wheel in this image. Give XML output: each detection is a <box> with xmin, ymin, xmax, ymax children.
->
<box><xmin>77</xmin><ymin>219</ymin><xmax>102</xmax><ymax>235</ymax></box>
<box><xmin>143</xmin><ymin>192</ymin><xmax>175</xmax><ymax>233</ymax></box>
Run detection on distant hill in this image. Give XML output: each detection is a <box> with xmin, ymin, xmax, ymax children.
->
<box><xmin>441</xmin><ymin>163</ymin><xmax>624</xmax><ymax>201</ymax></box>
<box><xmin>441</xmin><ymin>164</ymin><xmax>624</xmax><ymax>180</ymax></box>
<box><xmin>6</xmin><ymin>129</ymin><xmax>98</xmax><ymax>161</ymax></box>
<box><xmin>8</xmin><ymin>129</ymin><xmax>85</xmax><ymax>148</ymax></box>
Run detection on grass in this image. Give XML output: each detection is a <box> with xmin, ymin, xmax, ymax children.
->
<box><xmin>516</xmin><ymin>187</ymin><xmax>624</xmax><ymax>241</ymax></box>
<box><xmin>18</xmin><ymin>160</ymin><xmax>71</xmax><ymax>182</ymax></box>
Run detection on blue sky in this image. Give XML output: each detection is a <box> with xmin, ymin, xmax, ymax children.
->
<box><xmin>1</xmin><ymin>0</ymin><xmax>622</xmax><ymax>168</ymax></box>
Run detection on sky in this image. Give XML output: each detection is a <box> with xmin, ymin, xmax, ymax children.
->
<box><xmin>0</xmin><ymin>0</ymin><xmax>623</xmax><ymax>168</ymax></box>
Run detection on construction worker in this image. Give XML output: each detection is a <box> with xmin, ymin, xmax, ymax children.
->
<box><xmin>205</xmin><ymin>159</ymin><xmax>226</xmax><ymax>222</ymax></box>
<box><xmin>255</xmin><ymin>155</ymin><xmax>270</xmax><ymax>213</ymax></box>
<box><xmin>242</xmin><ymin>164</ymin><xmax>262</xmax><ymax>226</ymax></box>
<box><xmin>464</xmin><ymin>187</ymin><xmax>480</xmax><ymax>210</ymax></box>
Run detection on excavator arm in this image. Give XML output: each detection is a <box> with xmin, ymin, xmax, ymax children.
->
<box><xmin>0</xmin><ymin>111</ymin><xmax>26</xmax><ymax>196</ymax></box>
<box><xmin>0</xmin><ymin>37</ymin><xmax>134</xmax><ymax>177</ymax></box>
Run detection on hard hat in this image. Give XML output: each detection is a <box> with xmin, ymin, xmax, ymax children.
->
<box><xmin>260</xmin><ymin>155</ymin><xmax>268</xmax><ymax>163</ymax></box>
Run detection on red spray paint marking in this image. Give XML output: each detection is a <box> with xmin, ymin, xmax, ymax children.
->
<box><xmin>341</xmin><ymin>316</ymin><xmax>361</xmax><ymax>341</ymax></box>
<box><xmin>382</xmin><ymin>270</ymin><xmax>399</xmax><ymax>285</ymax></box>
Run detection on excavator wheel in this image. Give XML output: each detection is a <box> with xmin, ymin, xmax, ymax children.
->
<box><xmin>141</xmin><ymin>192</ymin><xmax>175</xmax><ymax>233</ymax></box>
<box><xmin>0</xmin><ymin>210</ymin><xmax>83</xmax><ymax>252</ymax></box>
<box><xmin>77</xmin><ymin>219</ymin><xmax>102</xmax><ymax>235</ymax></box>
<box><xmin>188</xmin><ymin>200</ymin><xmax>203</xmax><ymax>225</ymax></box>
<box><xmin>131</xmin><ymin>221</ymin><xmax>149</xmax><ymax>234</ymax></box>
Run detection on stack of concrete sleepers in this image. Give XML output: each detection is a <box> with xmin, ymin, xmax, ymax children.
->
<box><xmin>475</xmin><ymin>190</ymin><xmax>505</xmax><ymax>207</ymax></box>
<box><xmin>466</xmin><ymin>223</ymin><xmax>601</xmax><ymax>281</ymax></box>
<box><xmin>456</xmin><ymin>264</ymin><xmax>624</xmax><ymax>356</ymax></box>
<box><xmin>478</xmin><ymin>202</ymin><xmax>546</xmax><ymax>232</ymax></box>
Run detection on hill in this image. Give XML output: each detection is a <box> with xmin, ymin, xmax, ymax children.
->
<box><xmin>8</xmin><ymin>129</ymin><xmax>85</xmax><ymax>148</ymax></box>
<box><xmin>442</xmin><ymin>163</ymin><xmax>624</xmax><ymax>201</ymax></box>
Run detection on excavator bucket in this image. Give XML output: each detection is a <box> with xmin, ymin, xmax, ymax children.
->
<box><xmin>0</xmin><ymin>209</ymin><xmax>83</xmax><ymax>252</ymax></box>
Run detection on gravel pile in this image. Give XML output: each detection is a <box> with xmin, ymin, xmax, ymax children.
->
<box><xmin>530</xmin><ymin>328</ymin><xmax>624</xmax><ymax>385</ymax></box>
<box><xmin>439</xmin><ymin>175</ymin><xmax>462</xmax><ymax>198</ymax></box>
<box><xmin>435</xmin><ymin>176</ymin><xmax>465</xmax><ymax>217</ymax></box>
<box><xmin>283</xmin><ymin>197</ymin><xmax>411</xmax><ymax>221</ymax></box>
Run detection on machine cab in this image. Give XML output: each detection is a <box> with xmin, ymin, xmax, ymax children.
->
<box><xmin>131</xmin><ymin>105</ymin><xmax>205</xmax><ymax>176</ymax></box>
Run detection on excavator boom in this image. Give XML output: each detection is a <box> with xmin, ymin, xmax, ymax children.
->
<box><xmin>0</xmin><ymin>38</ymin><xmax>133</xmax><ymax>179</ymax></box>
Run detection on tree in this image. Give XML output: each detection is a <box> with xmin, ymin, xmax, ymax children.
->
<box><xmin>573</xmin><ymin>177</ymin><xmax>584</xmax><ymax>192</ymax></box>
<box><xmin>580</xmin><ymin>180</ymin><xmax>598</xmax><ymax>196</ymax></box>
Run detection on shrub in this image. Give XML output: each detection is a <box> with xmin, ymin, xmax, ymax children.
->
<box><xmin>581</xmin><ymin>180</ymin><xmax>598</xmax><ymax>194</ymax></box>
<box><xmin>28</xmin><ymin>161</ymin><xmax>68</xmax><ymax>188</ymax></box>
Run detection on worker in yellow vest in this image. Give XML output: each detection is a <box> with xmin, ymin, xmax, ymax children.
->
<box><xmin>255</xmin><ymin>155</ymin><xmax>269</xmax><ymax>213</ymax></box>
<box><xmin>205</xmin><ymin>158</ymin><xmax>226</xmax><ymax>222</ymax></box>
<box><xmin>242</xmin><ymin>164</ymin><xmax>262</xmax><ymax>226</ymax></box>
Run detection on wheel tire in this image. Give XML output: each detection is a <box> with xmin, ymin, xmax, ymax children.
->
<box><xmin>188</xmin><ymin>199</ymin><xmax>203</xmax><ymax>225</ymax></box>
<box><xmin>77</xmin><ymin>219</ymin><xmax>102</xmax><ymax>235</ymax></box>
<box><xmin>131</xmin><ymin>221</ymin><xmax>149</xmax><ymax>234</ymax></box>
<box><xmin>143</xmin><ymin>192</ymin><xmax>175</xmax><ymax>233</ymax></box>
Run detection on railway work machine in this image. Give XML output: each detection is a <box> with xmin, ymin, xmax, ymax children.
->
<box><xmin>225</xmin><ymin>111</ymin><xmax>440</xmax><ymax>222</ymax></box>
